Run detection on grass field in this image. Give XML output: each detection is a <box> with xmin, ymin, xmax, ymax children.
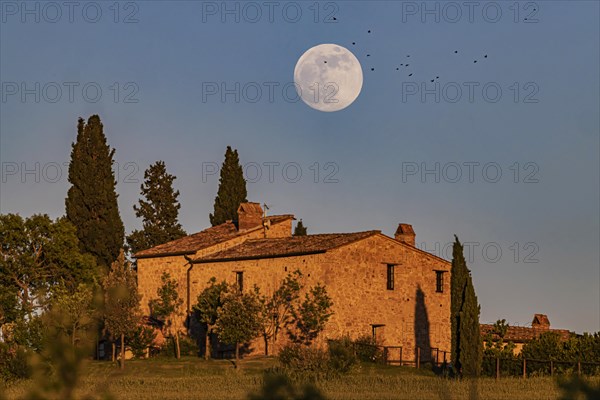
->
<box><xmin>2</xmin><ymin>356</ymin><xmax>596</xmax><ymax>400</ymax></box>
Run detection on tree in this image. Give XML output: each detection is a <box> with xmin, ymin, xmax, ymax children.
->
<box><xmin>66</xmin><ymin>115</ymin><xmax>124</xmax><ymax>268</ymax></box>
<box><xmin>483</xmin><ymin>319</ymin><xmax>515</xmax><ymax>356</ymax></box>
<box><xmin>193</xmin><ymin>278</ymin><xmax>229</xmax><ymax>360</ymax></box>
<box><xmin>149</xmin><ymin>272</ymin><xmax>184</xmax><ymax>359</ymax></box>
<box><xmin>127</xmin><ymin>161</ymin><xmax>187</xmax><ymax>254</ymax></box>
<box><xmin>459</xmin><ymin>274</ymin><xmax>483</xmax><ymax>376</ymax></box>
<box><xmin>482</xmin><ymin>320</ymin><xmax>518</xmax><ymax>377</ymax></box>
<box><xmin>450</xmin><ymin>235</ymin><xmax>482</xmax><ymax>377</ymax></box>
<box><xmin>451</xmin><ymin>235</ymin><xmax>467</xmax><ymax>371</ymax></box>
<box><xmin>293</xmin><ymin>220</ymin><xmax>308</xmax><ymax>236</ymax></box>
<box><xmin>522</xmin><ymin>331</ymin><xmax>565</xmax><ymax>361</ymax></box>
<box><xmin>103</xmin><ymin>250</ymin><xmax>140</xmax><ymax>369</ymax></box>
<box><xmin>289</xmin><ymin>284</ymin><xmax>333</xmax><ymax>346</ymax></box>
<box><xmin>215</xmin><ymin>288</ymin><xmax>263</xmax><ymax>363</ymax></box>
<box><xmin>209</xmin><ymin>146</ymin><xmax>247</xmax><ymax>226</ymax></box>
<box><xmin>49</xmin><ymin>284</ymin><xmax>98</xmax><ymax>348</ymax></box>
<box><xmin>0</xmin><ymin>214</ymin><xmax>96</xmax><ymax>324</ymax></box>
<box><xmin>257</xmin><ymin>270</ymin><xmax>303</xmax><ymax>355</ymax></box>
<box><xmin>129</xmin><ymin>325</ymin><xmax>157</xmax><ymax>359</ymax></box>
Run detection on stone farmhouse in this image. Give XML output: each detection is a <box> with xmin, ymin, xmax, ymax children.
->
<box><xmin>480</xmin><ymin>314</ymin><xmax>573</xmax><ymax>354</ymax></box>
<box><xmin>135</xmin><ymin>203</ymin><xmax>451</xmax><ymax>361</ymax></box>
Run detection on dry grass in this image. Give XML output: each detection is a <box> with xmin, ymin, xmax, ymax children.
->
<box><xmin>2</xmin><ymin>356</ymin><xmax>594</xmax><ymax>400</ymax></box>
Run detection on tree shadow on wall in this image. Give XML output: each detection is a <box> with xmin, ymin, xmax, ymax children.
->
<box><xmin>414</xmin><ymin>285</ymin><xmax>431</xmax><ymax>365</ymax></box>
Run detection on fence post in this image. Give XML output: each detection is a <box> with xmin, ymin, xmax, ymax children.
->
<box><xmin>417</xmin><ymin>347</ymin><xmax>420</xmax><ymax>369</ymax></box>
<box><xmin>399</xmin><ymin>347</ymin><xmax>403</xmax><ymax>367</ymax></box>
<box><xmin>383</xmin><ymin>347</ymin><xmax>388</xmax><ymax>365</ymax></box>
<box><xmin>550</xmin><ymin>360</ymin><xmax>553</xmax><ymax>376</ymax></box>
<box><xmin>523</xmin><ymin>358</ymin><xmax>527</xmax><ymax>378</ymax></box>
<box><xmin>496</xmin><ymin>357</ymin><xmax>500</xmax><ymax>380</ymax></box>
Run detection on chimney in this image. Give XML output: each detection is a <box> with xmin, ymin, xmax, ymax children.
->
<box><xmin>395</xmin><ymin>223</ymin><xmax>415</xmax><ymax>246</ymax></box>
<box><xmin>237</xmin><ymin>202</ymin><xmax>263</xmax><ymax>231</ymax></box>
<box><xmin>532</xmin><ymin>314</ymin><xmax>551</xmax><ymax>330</ymax></box>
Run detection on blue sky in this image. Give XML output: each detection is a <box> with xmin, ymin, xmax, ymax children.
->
<box><xmin>1</xmin><ymin>1</ymin><xmax>599</xmax><ymax>333</ymax></box>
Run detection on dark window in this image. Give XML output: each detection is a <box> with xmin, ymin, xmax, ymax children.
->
<box><xmin>386</xmin><ymin>264</ymin><xmax>395</xmax><ymax>290</ymax></box>
<box><xmin>372</xmin><ymin>324</ymin><xmax>385</xmax><ymax>343</ymax></box>
<box><xmin>435</xmin><ymin>271</ymin><xmax>444</xmax><ymax>293</ymax></box>
<box><xmin>236</xmin><ymin>271</ymin><xmax>244</xmax><ymax>292</ymax></box>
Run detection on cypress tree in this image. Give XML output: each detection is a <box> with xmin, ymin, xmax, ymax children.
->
<box><xmin>65</xmin><ymin>115</ymin><xmax>124</xmax><ymax>269</ymax></box>
<box><xmin>127</xmin><ymin>161</ymin><xmax>187</xmax><ymax>254</ymax></box>
<box><xmin>209</xmin><ymin>146</ymin><xmax>247</xmax><ymax>226</ymax></box>
<box><xmin>293</xmin><ymin>219</ymin><xmax>308</xmax><ymax>236</ymax></box>
<box><xmin>451</xmin><ymin>236</ymin><xmax>467</xmax><ymax>369</ymax></box>
<box><xmin>459</xmin><ymin>275</ymin><xmax>483</xmax><ymax>376</ymax></box>
<box><xmin>450</xmin><ymin>235</ymin><xmax>483</xmax><ymax>376</ymax></box>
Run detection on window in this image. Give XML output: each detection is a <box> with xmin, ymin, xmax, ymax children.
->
<box><xmin>372</xmin><ymin>324</ymin><xmax>385</xmax><ymax>343</ymax></box>
<box><xmin>435</xmin><ymin>271</ymin><xmax>445</xmax><ymax>293</ymax></box>
<box><xmin>236</xmin><ymin>271</ymin><xmax>244</xmax><ymax>292</ymax></box>
<box><xmin>386</xmin><ymin>264</ymin><xmax>395</xmax><ymax>290</ymax></box>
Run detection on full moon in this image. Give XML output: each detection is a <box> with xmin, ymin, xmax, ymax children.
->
<box><xmin>294</xmin><ymin>43</ymin><xmax>363</xmax><ymax>112</ymax></box>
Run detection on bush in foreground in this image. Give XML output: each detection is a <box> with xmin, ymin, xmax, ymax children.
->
<box><xmin>248</xmin><ymin>373</ymin><xmax>326</xmax><ymax>400</ymax></box>
<box><xmin>0</xmin><ymin>343</ymin><xmax>30</xmax><ymax>381</ymax></box>
<box><xmin>278</xmin><ymin>338</ymin><xmax>360</xmax><ymax>381</ymax></box>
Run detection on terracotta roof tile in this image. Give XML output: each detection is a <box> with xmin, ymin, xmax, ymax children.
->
<box><xmin>193</xmin><ymin>231</ymin><xmax>380</xmax><ymax>263</ymax></box>
<box><xmin>134</xmin><ymin>215</ymin><xmax>293</xmax><ymax>258</ymax></box>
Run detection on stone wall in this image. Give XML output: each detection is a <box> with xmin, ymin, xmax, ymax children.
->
<box><xmin>185</xmin><ymin>233</ymin><xmax>451</xmax><ymax>360</ymax></box>
<box><xmin>136</xmin><ymin>218</ymin><xmax>294</xmax><ymax>330</ymax></box>
<box><xmin>265</xmin><ymin>219</ymin><xmax>292</xmax><ymax>238</ymax></box>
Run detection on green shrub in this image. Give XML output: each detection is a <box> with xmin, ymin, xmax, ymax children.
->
<box><xmin>278</xmin><ymin>344</ymin><xmax>331</xmax><ymax>381</ymax></box>
<box><xmin>354</xmin><ymin>335</ymin><xmax>383</xmax><ymax>363</ymax></box>
<box><xmin>278</xmin><ymin>337</ymin><xmax>360</xmax><ymax>381</ymax></box>
<box><xmin>248</xmin><ymin>372</ymin><xmax>327</xmax><ymax>400</ymax></box>
<box><xmin>129</xmin><ymin>326</ymin><xmax>157</xmax><ymax>358</ymax></box>
<box><xmin>0</xmin><ymin>343</ymin><xmax>31</xmax><ymax>381</ymax></box>
<box><xmin>159</xmin><ymin>335</ymin><xmax>199</xmax><ymax>358</ymax></box>
<box><xmin>327</xmin><ymin>336</ymin><xmax>357</xmax><ymax>373</ymax></box>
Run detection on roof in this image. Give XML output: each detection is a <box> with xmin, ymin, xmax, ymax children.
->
<box><xmin>193</xmin><ymin>231</ymin><xmax>381</xmax><ymax>263</ymax></box>
<box><xmin>134</xmin><ymin>215</ymin><xmax>294</xmax><ymax>258</ymax></box>
<box><xmin>480</xmin><ymin>324</ymin><xmax>572</xmax><ymax>343</ymax></box>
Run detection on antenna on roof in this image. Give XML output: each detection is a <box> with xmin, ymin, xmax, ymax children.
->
<box><xmin>262</xmin><ymin>203</ymin><xmax>272</xmax><ymax>237</ymax></box>
<box><xmin>263</xmin><ymin>203</ymin><xmax>272</xmax><ymax>218</ymax></box>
